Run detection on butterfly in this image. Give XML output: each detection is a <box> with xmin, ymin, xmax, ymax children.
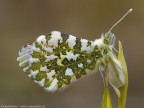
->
<box><xmin>17</xmin><ymin>9</ymin><xmax>132</xmax><ymax>94</ymax></box>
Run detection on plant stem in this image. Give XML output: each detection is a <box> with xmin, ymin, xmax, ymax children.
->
<box><xmin>118</xmin><ymin>41</ymin><xmax>128</xmax><ymax>108</ymax></box>
<box><xmin>102</xmin><ymin>77</ymin><xmax>112</xmax><ymax>108</ymax></box>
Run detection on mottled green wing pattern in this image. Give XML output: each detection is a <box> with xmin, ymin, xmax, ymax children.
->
<box><xmin>17</xmin><ymin>31</ymin><xmax>103</xmax><ymax>91</ymax></box>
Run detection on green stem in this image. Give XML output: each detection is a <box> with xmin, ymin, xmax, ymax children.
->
<box><xmin>118</xmin><ymin>41</ymin><xmax>128</xmax><ymax>108</ymax></box>
<box><xmin>102</xmin><ymin>77</ymin><xmax>112</xmax><ymax>108</ymax></box>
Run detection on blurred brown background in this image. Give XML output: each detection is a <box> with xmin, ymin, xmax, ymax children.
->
<box><xmin>0</xmin><ymin>0</ymin><xmax>144</xmax><ymax>108</ymax></box>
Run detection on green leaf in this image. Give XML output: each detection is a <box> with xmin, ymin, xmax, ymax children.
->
<box><xmin>118</xmin><ymin>41</ymin><xmax>128</xmax><ymax>108</ymax></box>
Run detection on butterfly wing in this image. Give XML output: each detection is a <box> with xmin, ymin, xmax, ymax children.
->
<box><xmin>17</xmin><ymin>31</ymin><xmax>99</xmax><ymax>91</ymax></box>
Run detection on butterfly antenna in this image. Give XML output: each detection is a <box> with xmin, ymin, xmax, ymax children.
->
<box><xmin>108</xmin><ymin>8</ymin><xmax>133</xmax><ymax>32</ymax></box>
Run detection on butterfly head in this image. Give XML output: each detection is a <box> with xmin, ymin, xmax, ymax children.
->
<box><xmin>102</xmin><ymin>8</ymin><xmax>133</xmax><ymax>48</ymax></box>
<box><xmin>102</xmin><ymin>31</ymin><xmax>116</xmax><ymax>48</ymax></box>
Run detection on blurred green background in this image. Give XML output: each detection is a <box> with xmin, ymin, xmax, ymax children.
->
<box><xmin>0</xmin><ymin>0</ymin><xmax>144</xmax><ymax>108</ymax></box>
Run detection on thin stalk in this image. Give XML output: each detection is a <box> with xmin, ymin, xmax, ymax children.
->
<box><xmin>102</xmin><ymin>76</ymin><xmax>112</xmax><ymax>108</ymax></box>
<box><xmin>118</xmin><ymin>41</ymin><xmax>128</xmax><ymax>108</ymax></box>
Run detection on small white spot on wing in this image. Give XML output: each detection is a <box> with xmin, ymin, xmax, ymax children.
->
<box><xmin>36</xmin><ymin>35</ymin><xmax>46</xmax><ymax>44</ymax></box>
<box><xmin>87</xmin><ymin>60</ymin><xmax>92</xmax><ymax>63</ymax></box>
<box><xmin>31</xmin><ymin>44</ymin><xmax>41</xmax><ymax>52</ymax></box>
<box><xmin>81</xmin><ymin>39</ymin><xmax>92</xmax><ymax>52</ymax></box>
<box><xmin>78</xmin><ymin>63</ymin><xmax>83</xmax><ymax>68</ymax></box>
<box><xmin>47</xmin><ymin>70</ymin><xmax>55</xmax><ymax>80</ymax></box>
<box><xmin>66</xmin><ymin>35</ymin><xmax>76</xmax><ymax>48</ymax></box>
<box><xmin>29</xmin><ymin>57</ymin><xmax>40</xmax><ymax>64</ymax></box>
<box><xmin>30</xmin><ymin>70</ymin><xmax>39</xmax><ymax>78</ymax></box>
<box><xmin>40</xmin><ymin>66</ymin><xmax>48</xmax><ymax>71</ymax></box>
<box><xmin>92</xmin><ymin>38</ymin><xmax>104</xmax><ymax>47</ymax></box>
<box><xmin>65</xmin><ymin>51</ymin><xmax>79</xmax><ymax>61</ymax></box>
<box><xmin>43</xmin><ymin>46</ymin><xmax>53</xmax><ymax>53</ymax></box>
<box><xmin>45</xmin><ymin>54</ymin><xmax>58</xmax><ymax>62</ymax></box>
<box><xmin>81</xmin><ymin>39</ymin><xmax>88</xmax><ymax>50</ymax></box>
<box><xmin>48</xmin><ymin>31</ymin><xmax>62</xmax><ymax>46</ymax></box>
<box><xmin>65</xmin><ymin>68</ymin><xmax>73</xmax><ymax>76</ymax></box>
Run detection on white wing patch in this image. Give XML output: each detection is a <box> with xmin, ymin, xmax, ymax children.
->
<box><xmin>81</xmin><ymin>39</ymin><xmax>92</xmax><ymax>52</ymax></box>
<box><xmin>40</xmin><ymin>66</ymin><xmax>48</xmax><ymax>71</ymax></box>
<box><xmin>48</xmin><ymin>31</ymin><xmax>62</xmax><ymax>46</ymax></box>
<box><xmin>65</xmin><ymin>68</ymin><xmax>74</xmax><ymax>76</ymax></box>
<box><xmin>78</xmin><ymin>63</ymin><xmax>83</xmax><ymax>68</ymax></box>
<box><xmin>65</xmin><ymin>51</ymin><xmax>80</xmax><ymax>61</ymax></box>
<box><xmin>66</xmin><ymin>35</ymin><xmax>76</xmax><ymax>48</ymax></box>
<box><xmin>45</xmin><ymin>54</ymin><xmax>58</xmax><ymax>62</ymax></box>
<box><xmin>36</xmin><ymin>35</ymin><xmax>46</xmax><ymax>44</ymax></box>
<box><xmin>47</xmin><ymin>70</ymin><xmax>55</xmax><ymax>80</ymax></box>
<box><xmin>30</xmin><ymin>70</ymin><xmax>38</xmax><ymax>78</ymax></box>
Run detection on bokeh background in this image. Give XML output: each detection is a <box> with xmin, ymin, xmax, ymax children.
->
<box><xmin>0</xmin><ymin>0</ymin><xmax>144</xmax><ymax>108</ymax></box>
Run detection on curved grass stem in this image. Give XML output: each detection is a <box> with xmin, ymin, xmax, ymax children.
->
<box><xmin>102</xmin><ymin>76</ymin><xmax>112</xmax><ymax>108</ymax></box>
<box><xmin>118</xmin><ymin>41</ymin><xmax>128</xmax><ymax>108</ymax></box>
